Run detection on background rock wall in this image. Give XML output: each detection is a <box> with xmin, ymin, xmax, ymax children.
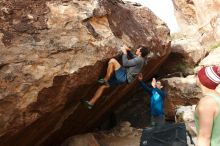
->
<box><xmin>160</xmin><ymin>0</ymin><xmax>220</xmax><ymax>120</ymax></box>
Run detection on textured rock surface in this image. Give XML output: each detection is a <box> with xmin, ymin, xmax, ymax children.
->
<box><xmin>62</xmin><ymin>121</ymin><xmax>142</xmax><ymax>146</ymax></box>
<box><xmin>162</xmin><ymin>0</ymin><xmax>220</xmax><ymax>127</ymax></box>
<box><xmin>175</xmin><ymin>105</ymin><xmax>197</xmax><ymax>135</ymax></box>
<box><xmin>159</xmin><ymin>44</ymin><xmax>220</xmax><ymax>119</ymax></box>
<box><xmin>62</xmin><ymin>133</ymin><xmax>101</xmax><ymax>146</ymax></box>
<box><xmin>0</xmin><ymin>0</ymin><xmax>170</xmax><ymax>145</ymax></box>
<box><xmin>199</xmin><ymin>46</ymin><xmax>220</xmax><ymax>67</ymax></box>
<box><xmin>166</xmin><ymin>0</ymin><xmax>220</xmax><ymax>81</ymax></box>
<box><xmin>193</xmin><ymin>0</ymin><xmax>220</xmax><ymax>27</ymax></box>
<box><xmin>172</xmin><ymin>0</ymin><xmax>197</xmax><ymax>33</ymax></box>
<box><xmin>173</xmin><ymin>0</ymin><xmax>220</xmax><ymax>43</ymax></box>
<box><xmin>162</xmin><ymin>76</ymin><xmax>200</xmax><ymax>119</ymax></box>
<box><xmin>175</xmin><ymin>105</ymin><xmax>197</xmax><ymax>145</ymax></box>
<box><xmin>169</xmin><ymin>0</ymin><xmax>220</xmax><ymax>76</ymax></box>
<box><xmin>113</xmin><ymin>88</ymin><xmax>151</xmax><ymax>128</ymax></box>
<box><xmin>159</xmin><ymin>37</ymin><xmax>206</xmax><ymax>76</ymax></box>
<box><xmin>171</xmin><ymin>38</ymin><xmax>206</xmax><ymax>65</ymax></box>
<box><xmin>162</xmin><ymin>30</ymin><xmax>216</xmax><ymax>78</ymax></box>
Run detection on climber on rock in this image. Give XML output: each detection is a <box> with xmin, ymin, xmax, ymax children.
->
<box><xmin>80</xmin><ymin>45</ymin><xmax>150</xmax><ymax>109</ymax></box>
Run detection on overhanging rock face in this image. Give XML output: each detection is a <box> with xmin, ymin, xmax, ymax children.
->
<box><xmin>0</xmin><ymin>0</ymin><xmax>171</xmax><ymax>145</ymax></box>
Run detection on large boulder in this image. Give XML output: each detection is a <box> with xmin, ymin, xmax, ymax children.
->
<box><xmin>160</xmin><ymin>37</ymin><xmax>206</xmax><ymax>76</ymax></box>
<box><xmin>163</xmin><ymin>0</ymin><xmax>220</xmax><ymax>78</ymax></box>
<box><xmin>193</xmin><ymin>0</ymin><xmax>220</xmax><ymax>27</ymax></box>
<box><xmin>198</xmin><ymin>46</ymin><xmax>220</xmax><ymax>67</ymax></box>
<box><xmin>171</xmin><ymin>39</ymin><xmax>205</xmax><ymax>66</ymax></box>
<box><xmin>172</xmin><ymin>0</ymin><xmax>197</xmax><ymax>34</ymax></box>
<box><xmin>62</xmin><ymin>121</ymin><xmax>142</xmax><ymax>146</ymax></box>
<box><xmin>0</xmin><ymin>0</ymin><xmax>170</xmax><ymax>145</ymax></box>
<box><xmin>170</xmin><ymin>0</ymin><xmax>220</xmax><ymax>76</ymax></box>
<box><xmin>61</xmin><ymin>133</ymin><xmax>101</xmax><ymax>146</ymax></box>
<box><xmin>175</xmin><ymin>105</ymin><xmax>197</xmax><ymax>145</ymax></box>
<box><xmin>173</xmin><ymin>0</ymin><xmax>220</xmax><ymax>44</ymax></box>
<box><xmin>162</xmin><ymin>75</ymin><xmax>200</xmax><ymax>120</ymax></box>
<box><xmin>175</xmin><ymin>105</ymin><xmax>197</xmax><ymax>135</ymax></box>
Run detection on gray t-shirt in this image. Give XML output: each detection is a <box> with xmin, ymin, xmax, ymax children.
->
<box><xmin>122</xmin><ymin>53</ymin><xmax>145</xmax><ymax>83</ymax></box>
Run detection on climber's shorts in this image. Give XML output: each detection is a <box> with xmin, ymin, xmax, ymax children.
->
<box><xmin>108</xmin><ymin>67</ymin><xmax>128</xmax><ymax>86</ymax></box>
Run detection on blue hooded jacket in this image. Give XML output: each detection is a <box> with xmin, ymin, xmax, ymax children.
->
<box><xmin>140</xmin><ymin>81</ymin><xmax>166</xmax><ymax>116</ymax></box>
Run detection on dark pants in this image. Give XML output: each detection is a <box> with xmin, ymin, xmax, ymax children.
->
<box><xmin>151</xmin><ymin>115</ymin><xmax>165</xmax><ymax>126</ymax></box>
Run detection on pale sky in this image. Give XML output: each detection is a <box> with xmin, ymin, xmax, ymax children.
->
<box><xmin>125</xmin><ymin>0</ymin><xmax>180</xmax><ymax>33</ymax></box>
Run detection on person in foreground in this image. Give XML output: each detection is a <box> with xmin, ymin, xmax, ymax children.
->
<box><xmin>138</xmin><ymin>73</ymin><xmax>166</xmax><ymax>126</ymax></box>
<box><xmin>81</xmin><ymin>45</ymin><xmax>149</xmax><ymax>109</ymax></box>
<box><xmin>195</xmin><ymin>66</ymin><xmax>220</xmax><ymax>146</ymax></box>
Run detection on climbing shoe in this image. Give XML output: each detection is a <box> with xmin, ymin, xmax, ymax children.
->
<box><xmin>97</xmin><ymin>78</ymin><xmax>109</xmax><ymax>86</ymax></box>
<box><xmin>98</xmin><ymin>78</ymin><xmax>106</xmax><ymax>84</ymax></box>
<box><xmin>80</xmin><ymin>99</ymin><xmax>94</xmax><ymax>110</ymax></box>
